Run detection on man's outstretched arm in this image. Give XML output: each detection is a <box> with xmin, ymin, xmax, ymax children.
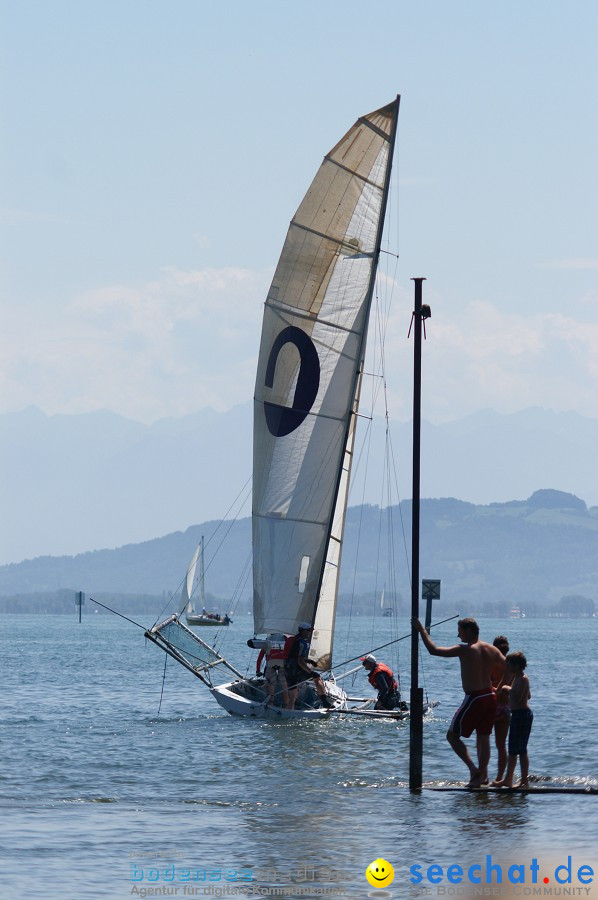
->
<box><xmin>412</xmin><ymin>618</ymin><xmax>462</xmax><ymax>657</ymax></box>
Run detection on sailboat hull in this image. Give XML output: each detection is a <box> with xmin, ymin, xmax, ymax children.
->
<box><xmin>210</xmin><ymin>677</ymin><xmax>437</xmax><ymax>720</ymax></box>
<box><xmin>186</xmin><ymin>615</ymin><xmax>230</xmax><ymax>626</ymax></box>
<box><xmin>211</xmin><ymin>677</ymin><xmax>348</xmax><ymax>719</ymax></box>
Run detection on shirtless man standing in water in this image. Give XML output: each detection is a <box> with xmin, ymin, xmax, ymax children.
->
<box><xmin>414</xmin><ymin>617</ymin><xmax>505</xmax><ymax>787</ymax></box>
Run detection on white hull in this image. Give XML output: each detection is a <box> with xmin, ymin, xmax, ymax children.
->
<box><xmin>211</xmin><ymin>677</ymin><xmax>347</xmax><ymax>719</ymax></box>
<box><xmin>186</xmin><ymin>615</ymin><xmax>230</xmax><ymax>626</ymax></box>
<box><xmin>211</xmin><ymin>684</ymin><xmax>333</xmax><ymax>719</ymax></box>
<box><xmin>210</xmin><ymin>676</ymin><xmax>432</xmax><ymax>721</ymax></box>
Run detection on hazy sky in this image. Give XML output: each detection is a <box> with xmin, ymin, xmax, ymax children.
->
<box><xmin>1</xmin><ymin>0</ymin><xmax>597</xmax><ymax>425</ymax></box>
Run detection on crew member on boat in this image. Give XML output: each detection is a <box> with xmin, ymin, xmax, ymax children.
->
<box><xmin>360</xmin><ymin>655</ymin><xmax>402</xmax><ymax>710</ymax></box>
<box><xmin>285</xmin><ymin>624</ymin><xmax>334</xmax><ymax>710</ymax></box>
<box><xmin>255</xmin><ymin>634</ymin><xmax>292</xmax><ymax>709</ymax></box>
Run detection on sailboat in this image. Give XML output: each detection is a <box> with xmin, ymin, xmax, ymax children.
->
<box><xmin>146</xmin><ymin>96</ymin><xmax>425</xmax><ymax>718</ymax></box>
<box><xmin>381</xmin><ymin>588</ymin><xmax>394</xmax><ymax>618</ymax></box>
<box><xmin>184</xmin><ymin>537</ymin><xmax>232</xmax><ymax>627</ymax></box>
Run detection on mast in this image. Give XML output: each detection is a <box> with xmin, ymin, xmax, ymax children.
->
<box><xmin>199</xmin><ymin>535</ymin><xmax>206</xmax><ymax>610</ymax></box>
<box><xmin>409</xmin><ymin>277</ymin><xmax>429</xmax><ymax>792</ymax></box>
<box><xmin>311</xmin><ymin>95</ymin><xmax>401</xmax><ymax>635</ymax></box>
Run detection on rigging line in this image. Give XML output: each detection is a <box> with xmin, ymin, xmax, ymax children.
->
<box><xmin>344</xmin><ymin>401</ymin><xmax>376</xmax><ymax>664</ymax></box>
<box><xmin>370</xmin><ymin>433</ymin><xmax>389</xmax><ymax>651</ymax></box>
<box><xmin>342</xmin><ymin>411</ymin><xmax>374</xmax><ymax>665</ymax></box>
<box><xmin>186</xmin><ymin>477</ymin><xmax>252</xmax><ymax>600</ymax></box>
<box><xmin>379</xmin><ymin>347</ymin><xmax>401</xmax><ymax>657</ymax></box>
<box><xmin>383</xmin><ymin>438</ymin><xmax>402</xmax><ymax>680</ymax></box>
<box><xmin>228</xmin><ymin>549</ymin><xmax>252</xmax><ymax>613</ymax></box>
<box><xmin>151</xmin><ymin>474</ymin><xmax>252</xmax><ymax>628</ymax></box>
<box><xmin>213</xmin><ymin>551</ymin><xmax>251</xmax><ymax>657</ymax></box>
<box><xmin>88</xmin><ymin>597</ymin><xmax>146</xmax><ymax>630</ymax></box>
<box><xmin>350</xmin><ymin>288</ymin><xmax>391</xmax><ymax>656</ymax></box>
<box><xmin>373</xmin><ymin>275</ymin><xmax>402</xmax><ymax>665</ymax></box>
<box><xmin>387</xmin><ymin>507</ymin><xmax>400</xmax><ymax>645</ymax></box>
<box><xmin>387</xmin><ymin>428</ymin><xmax>411</xmax><ymax>586</ymax></box>
<box><xmin>157</xmin><ymin>653</ymin><xmax>168</xmax><ymax>717</ymax></box>
<box><xmin>199</xmin><ymin>478</ymin><xmax>252</xmax><ymax>593</ymax></box>
<box><xmin>382</xmin><ymin>349</ymin><xmax>401</xmax><ymax>644</ymax></box>
<box><xmin>173</xmin><ymin>478</ymin><xmax>252</xmax><ymax>621</ymax></box>
<box><xmin>329</xmin><ymin>614</ymin><xmax>460</xmax><ymax>672</ymax></box>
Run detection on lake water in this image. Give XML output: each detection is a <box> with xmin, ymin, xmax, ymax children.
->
<box><xmin>1</xmin><ymin>614</ymin><xmax>597</xmax><ymax>899</ymax></box>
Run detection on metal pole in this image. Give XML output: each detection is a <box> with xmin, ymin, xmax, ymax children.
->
<box><xmin>424</xmin><ymin>597</ymin><xmax>433</xmax><ymax>633</ymax></box>
<box><xmin>409</xmin><ymin>277</ymin><xmax>426</xmax><ymax>792</ymax></box>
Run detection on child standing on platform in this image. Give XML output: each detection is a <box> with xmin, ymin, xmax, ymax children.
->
<box><xmin>495</xmin><ymin>651</ymin><xmax>533</xmax><ymax>789</ymax></box>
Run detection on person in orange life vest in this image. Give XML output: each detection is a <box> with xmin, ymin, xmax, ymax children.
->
<box><xmin>255</xmin><ymin>634</ymin><xmax>293</xmax><ymax>708</ymax></box>
<box><xmin>285</xmin><ymin>624</ymin><xmax>335</xmax><ymax>710</ymax></box>
<box><xmin>361</xmin><ymin>654</ymin><xmax>401</xmax><ymax>710</ymax></box>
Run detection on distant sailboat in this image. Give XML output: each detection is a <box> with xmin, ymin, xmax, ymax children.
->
<box><xmin>184</xmin><ymin>537</ymin><xmax>232</xmax><ymax>627</ymax></box>
<box><xmin>381</xmin><ymin>588</ymin><xmax>393</xmax><ymax>618</ymax></box>
<box><xmin>146</xmin><ymin>97</ymin><xmax>433</xmax><ymax>720</ymax></box>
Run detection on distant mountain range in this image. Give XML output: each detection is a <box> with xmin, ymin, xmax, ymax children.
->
<box><xmin>1</xmin><ymin>489</ymin><xmax>597</xmax><ymax>613</ymax></box>
<box><xmin>1</xmin><ymin>404</ymin><xmax>597</xmax><ymax>567</ymax></box>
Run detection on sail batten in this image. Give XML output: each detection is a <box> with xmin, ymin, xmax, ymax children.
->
<box><xmin>323</xmin><ymin>154</ymin><xmax>386</xmax><ymax>190</ymax></box>
<box><xmin>252</xmin><ymin>99</ymin><xmax>399</xmax><ymax>661</ymax></box>
<box><xmin>290</xmin><ymin>220</ymin><xmax>380</xmax><ymax>251</ymax></box>
<box><xmin>264</xmin><ymin>298</ymin><xmax>368</xmax><ymax>340</ymax></box>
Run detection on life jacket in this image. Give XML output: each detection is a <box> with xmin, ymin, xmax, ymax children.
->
<box><xmin>367</xmin><ymin>662</ymin><xmax>398</xmax><ymax>693</ymax></box>
<box><xmin>284</xmin><ymin>634</ymin><xmax>311</xmax><ymax>674</ymax></box>
<box><xmin>256</xmin><ymin>634</ymin><xmax>293</xmax><ymax>672</ymax></box>
<box><xmin>267</xmin><ymin>634</ymin><xmax>294</xmax><ymax>663</ymax></box>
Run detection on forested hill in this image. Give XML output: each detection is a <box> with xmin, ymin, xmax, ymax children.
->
<box><xmin>3</xmin><ymin>405</ymin><xmax>598</xmax><ymax>566</ymax></box>
<box><xmin>1</xmin><ymin>490</ymin><xmax>597</xmax><ymax>615</ymax></box>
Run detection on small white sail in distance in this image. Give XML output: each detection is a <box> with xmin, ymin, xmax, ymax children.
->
<box><xmin>182</xmin><ymin>541</ymin><xmax>201</xmax><ymax>614</ymax></box>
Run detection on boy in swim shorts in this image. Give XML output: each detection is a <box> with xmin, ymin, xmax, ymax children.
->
<box><xmin>493</xmin><ymin>651</ymin><xmax>533</xmax><ymax>789</ymax></box>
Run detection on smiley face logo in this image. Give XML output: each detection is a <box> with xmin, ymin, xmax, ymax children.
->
<box><xmin>365</xmin><ymin>858</ymin><xmax>395</xmax><ymax>888</ymax></box>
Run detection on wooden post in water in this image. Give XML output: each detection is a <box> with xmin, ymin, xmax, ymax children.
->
<box><xmin>76</xmin><ymin>591</ymin><xmax>85</xmax><ymax>623</ymax></box>
<box><xmin>409</xmin><ymin>278</ymin><xmax>428</xmax><ymax>792</ymax></box>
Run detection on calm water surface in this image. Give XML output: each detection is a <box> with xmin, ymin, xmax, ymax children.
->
<box><xmin>1</xmin><ymin>614</ymin><xmax>597</xmax><ymax>898</ymax></box>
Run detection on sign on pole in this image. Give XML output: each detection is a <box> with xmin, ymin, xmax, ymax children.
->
<box><xmin>422</xmin><ymin>580</ymin><xmax>440</xmax><ymax>632</ymax></box>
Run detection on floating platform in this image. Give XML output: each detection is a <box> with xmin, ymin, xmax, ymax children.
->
<box><xmin>426</xmin><ymin>783</ymin><xmax>598</xmax><ymax>795</ymax></box>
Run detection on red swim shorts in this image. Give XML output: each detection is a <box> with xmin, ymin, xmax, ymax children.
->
<box><xmin>450</xmin><ymin>689</ymin><xmax>497</xmax><ymax>737</ymax></box>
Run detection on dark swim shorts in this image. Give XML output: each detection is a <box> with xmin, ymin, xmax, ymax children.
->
<box><xmin>508</xmin><ymin>708</ymin><xmax>533</xmax><ymax>755</ymax></box>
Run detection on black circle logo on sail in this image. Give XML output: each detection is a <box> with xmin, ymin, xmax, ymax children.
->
<box><xmin>264</xmin><ymin>326</ymin><xmax>320</xmax><ymax>437</ymax></box>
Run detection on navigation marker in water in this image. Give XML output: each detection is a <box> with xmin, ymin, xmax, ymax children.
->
<box><xmin>75</xmin><ymin>590</ymin><xmax>85</xmax><ymax>623</ymax></box>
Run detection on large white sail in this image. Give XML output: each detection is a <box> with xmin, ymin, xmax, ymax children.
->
<box><xmin>252</xmin><ymin>100</ymin><xmax>399</xmax><ymax>663</ymax></box>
